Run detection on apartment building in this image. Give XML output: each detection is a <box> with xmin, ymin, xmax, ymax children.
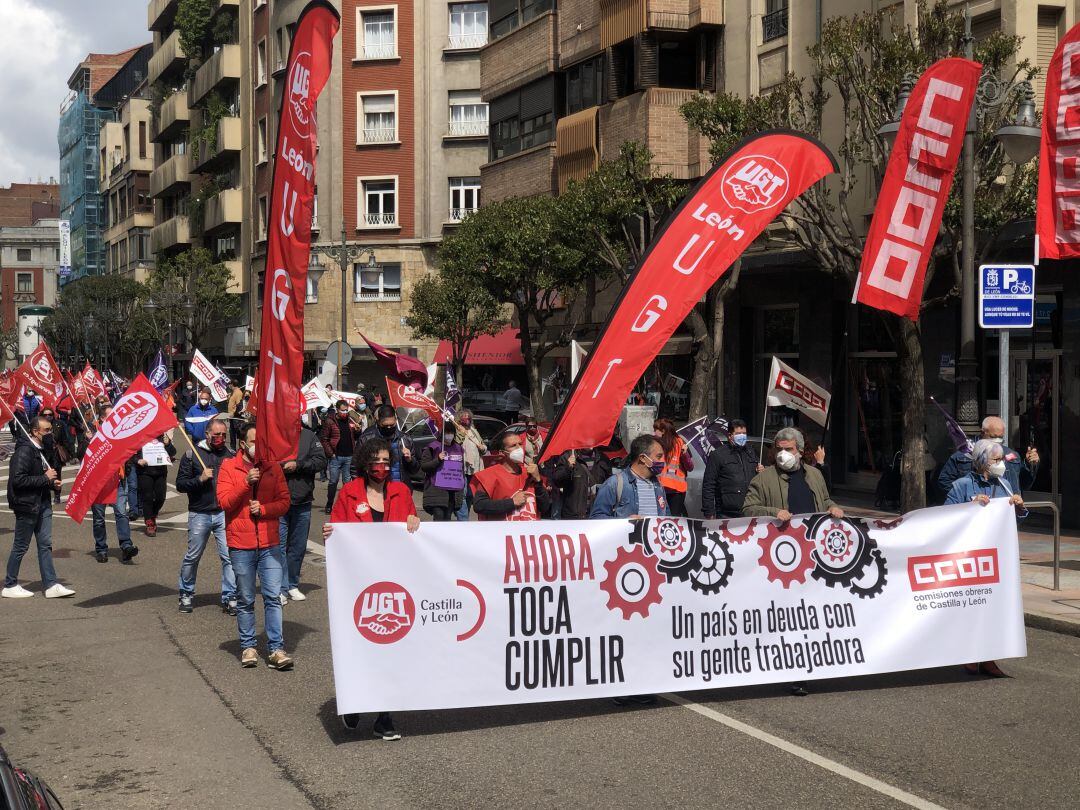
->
<box><xmin>245</xmin><ymin>0</ymin><xmax>488</xmax><ymax>385</ymax></box>
<box><xmin>0</xmin><ymin>183</ymin><xmax>60</xmax><ymax>228</ymax></box>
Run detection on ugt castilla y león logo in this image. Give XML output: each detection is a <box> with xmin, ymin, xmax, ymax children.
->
<box><xmin>354</xmin><ymin>581</ymin><xmax>416</xmax><ymax>644</ymax></box>
<box><xmin>721</xmin><ymin>155</ymin><xmax>789</xmax><ymax>213</ymax></box>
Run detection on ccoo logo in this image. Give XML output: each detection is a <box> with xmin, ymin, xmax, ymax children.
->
<box><xmin>721</xmin><ymin>155</ymin><xmax>789</xmax><ymax>213</ymax></box>
<box><xmin>354</xmin><ymin>581</ymin><xmax>415</xmax><ymax>644</ymax></box>
<box><xmin>101</xmin><ymin>393</ymin><xmax>158</xmax><ymax>440</ymax></box>
<box><xmin>286</xmin><ymin>52</ymin><xmax>314</xmax><ymax>139</ymax></box>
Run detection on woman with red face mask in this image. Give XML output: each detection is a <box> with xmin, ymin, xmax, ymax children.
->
<box><xmin>323</xmin><ymin>437</ymin><xmax>418</xmax><ymax>740</ymax></box>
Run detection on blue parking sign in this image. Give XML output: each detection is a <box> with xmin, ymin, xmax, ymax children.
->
<box><xmin>978</xmin><ymin>264</ymin><xmax>1034</xmax><ymax>329</ymax></box>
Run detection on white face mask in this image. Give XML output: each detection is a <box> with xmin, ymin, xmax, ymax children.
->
<box><xmin>199</xmin><ymin>399</ymin><xmax>210</xmax><ymax>407</ymax></box>
<box><xmin>988</xmin><ymin>460</ymin><xmax>1006</xmax><ymax>478</ymax></box>
<box><xmin>987</xmin><ymin>436</ymin><xmax>1004</xmax><ymax>445</ymax></box>
<box><xmin>245</xmin><ymin>445</ymin><xmax>256</xmax><ymax>461</ymax></box>
<box><xmin>775</xmin><ymin>449</ymin><xmax>800</xmax><ymax>472</ymax></box>
<box><xmin>507</xmin><ymin>447</ymin><xmax>525</xmax><ymax>464</ymax></box>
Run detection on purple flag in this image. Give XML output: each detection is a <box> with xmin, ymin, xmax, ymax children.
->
<box><xmin>930</xmin><ymin>396</ymin><xmax>973</xmax><ymax>454</ymax></box>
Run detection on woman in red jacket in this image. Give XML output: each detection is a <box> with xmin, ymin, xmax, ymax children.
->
<box><xmin>323</xmin><ymin>437</ymin><xmax>418</xmax><ymax>740</ymax></box>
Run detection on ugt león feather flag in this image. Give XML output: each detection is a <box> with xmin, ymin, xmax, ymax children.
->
<box><xmin>1037</xmin><ymin>20</ymin><xmax>1080</xmax><ymax>259</ymax></box>
<box><xmin>255</xmin><ymin>1</ymin><xmax>340</xmax><ymax>464</ymax></box>
<box><xmin>540</xmin><ymin>131</ymin><xmax>837</xmax><ymax>462</ymax></box>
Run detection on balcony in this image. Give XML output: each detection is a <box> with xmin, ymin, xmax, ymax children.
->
<box><xmin>211</xmin><ymin>0</ymin><xmax>240</xmax><ymax>17</ymax></box>
<box><xmin>598</xmin><ymin>88</ymin><xmax>708</xmax><ymax>180</ymax></box>
<box><xmin>354</xmin><ymin>291</ymin><xmax>402</xmax><ymax>303</ymax></box>
<box><xmin>481</xmin><ymin>11</ymin><xmax>556</xmax><ymax>101</ymax></box>
<box><xmin>148</xmin><ymin>29</ymin><xmax>187</xmax><ymax>85</ymax></box>
<box><xmin>203</xmin><ymin>187</ymin><xmax>242</xmax><ymax>233</ymax></box>
<box><xmin>151</xmin><ymin>215</ymin><xmax>191</xmax><ymax>253</ymax></box>
<box><xmin>556</xmin><ymin>107</ymin><xmax>599</xmax><ymax>192</ymax></box>
<box><xmin>223</xmin><ymin>259</ymin><xmax>246</xmax><ymax>293</ymax></box>
<box><xmin>363</xmin><ymin>212</ymin><xmax>397</xmax><ymax>227</ymax></box>
<box><xmin>190</xmin><ymin>44</ymin><xmax>241</xmax><ymax>105</ymax></box>
<box><xmin>150</xmin><ymin>152</ymin><xmax>191</xmax><ymax>198</ymax></box>
<box><xmin>446</xmin><ymin>119</ymin><xmax>488</xmax><ymax>139</ymax></box>
<box><xmin>361</xmin><ymin>127</ymin><xmax>398</xmax><ymax>144</ymax></box>
<box><xmin>358</xmin><ymin>43</ymin><xmax>397</xmax><ymax>60</ymax></box>
<box><xmin>148</xmin><ymin>0</ymin><xmax>178</xmax><ymax>32</ymax></box>
<box><xmin>154</xmin><ymin>88</ymin><xmax>190</xmax><ymax>142</ymax></box>
<box><xmin>480</xmin><ymin>143</ymin><xmax>557</xmax><ymax>203</ymax></box>
<box><xmin>192</xmin><ymin>116</ymin><xmax>241</xmax><ymax>172</ymax></box>
<box><xmin>762</xmin><ymin>6</ymin><xmax>788</xmax><ymax>42</ymax></box>
<box><xmin>447</xmin><ymin>33</ymin><xmax>486</xmax><ymax>51</ymax></box>
<box><xmin>599</xmin><ymin>0</ymin><xmax>724</xmax><ymax>48</ymax></box>
<box><xmin>448</xmin><ymin>206</ymin><xmax>478</xmax><ymax>222</ymax></box>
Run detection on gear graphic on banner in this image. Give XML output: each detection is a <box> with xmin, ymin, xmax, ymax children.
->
<box><xmin>806</xmin><ymin>515</ymin><xmax>876</xmax><ymax>588</ymax></box>
<box><xmin>600</xmin><ymin>545</ymin><xmax>665</xmax><ymax>620</ymax></box>
<box><xmin>847</xmin><ymin>548</ymin><xmax>888</xmax><ymax>599</ymax></box>
<box><xmin>719</xmin><ymin>517</ymin><xmax>767</xmax><ymax>545</ymax></box>
<box><xmin>688</xmin><ymin>529</ymin><xmax>734</xmax><ymax>594</ymax></box>
<box><xmin>634</xmin><ymin>517</ymin><xmax>703</xmax><ymax>582</ymax></box>
<box><xmin>756</xmin><ymin>520</ymin><xmax>816</xmax><ymax>588</ymax></box>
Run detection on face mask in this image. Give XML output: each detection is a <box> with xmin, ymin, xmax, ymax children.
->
<box><xmin>358</xmin><ymin>403</ymin><xmax>367</xmax><ymax>411</ymax></box>
<box><xmin>733</xmin><ymin>434</ymin><xmax>748</xmax><ymax>447</ymax></box>
<box><xmin>988</xmin><ymin>436</ymin><xmax>1004</xmax><ymax>445</ymax></box>
<box><xmin>368</xmin><ymin>462</ymin><xmax>390</xmax><ymax>482</ymax></box>
<box><xmin>460</xmin><ymin>419</ymin><xmax>471</xmax><ymax>428</ymax></box>
<box><xmin>209</xmin><ymin>434</ymin><xmax>226</xmax><ymax>448</ymax></box>
<box><xmin>776</xmin><ymin>450</ymin><xmax>799</xmax><ymax>472</ymax></box>
<box><xmin>444</xmin><ymin>432</ymin><xmax>456</xmax><ymax>443</ymax></box>
<box><xmin>199</xmin><ymin>399</ymin><xmax>210</xmax><ymax>407</ymax></box>
<box><xmin>378</xmin><ymin>424</ymin><xmax>396</xmax><ymax>438</ymax></box>
<box><xmin>988</xmin><ymin>460</ymin><xmax>1007</xmax><ymax>478</ymax></box>
<box><xmin>648</xmin><ymin>459</ymin><xmax>666</xmax><ymax>476</ymax></box>
<box><xmin>507</xmin><ymin>447</ymin><xmax>525</xmax><ymax>464</ymax></box>
<box><xmin>245</xmin><ymin>445</ymin><xmax>256</xmax><ymax>461</ymax></box>
<box><xmin>338</xmin><ymin>410</ymin><xmax>349</xmax><ymax>419</ymax></box>
<box><xmin>26</xmin><ymin>391</ymin><xmax>35</xmax><ymax>398</ymax></box>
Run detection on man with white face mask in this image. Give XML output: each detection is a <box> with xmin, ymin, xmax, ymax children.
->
<box><xmin>937</xmin><ymin>415</ymin><xmax>1038</xmax><ymax>502</ymax></box>
<box><xmin>742</xmin><ymin>427</ymin><xmax>843</xmax><ymax>522</ymax></box>
<box><xmin>470</xmin><ymin>431</ymin><xmax>550</xmax><ymax>520</ymax></box>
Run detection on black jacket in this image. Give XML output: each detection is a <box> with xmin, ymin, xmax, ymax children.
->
<box><xmin>357</xmin><ymin>425</ymin><xmax>420</xmax><ymax>482</ymax></box>
<box><xmin>284</xmin><ymin>427</ymin><xmax>327</xmax><ymax>506</ymax></box>
<box><xmin>7</xmin><ymin>436</ymin><xmax>54</xmax><ymax>515</ymax></box>
<box><xmin>702</xmin><ymin>442</ymin><xmax>760</xmax><ymax>517</ymax></box>
<box><xmin>175</xmin><ymin>441</ymin><xmax>234</xmax><ymax>513</ymax></box>
<box><xmin>419</xmin><ymin>441</ymin><xmax>464</xmax><ymax>511</ymax></box>
<box><xmin>551</xmin><ymin>450</ymin><xmax>613</xmax><ymax>520</ymax></box>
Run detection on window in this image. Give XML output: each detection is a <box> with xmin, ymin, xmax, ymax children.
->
<box><xmin>306</xmin><ymin>274</ymin><xmax>319</xmax><ymax>304</ymax></box>
<box><xmin>353</xmin><ymin>262</ymin><xmax>401</xmax><ymax>301</ymax></box>
<box><xmin>361</xmin><ymin>93</ymin><xmax>397</xmax><ymax>143</ymax></box>
<box><xmin>449</xmin><ymin>177</ymin><xmax>480</xmax><ymax>221</ymax></box>
<box><xmin>54</xmin><ymin>248</ymin><xmax>60</xmax><ymax>261</ymax></box>
<box><xmin>360</xmin><ymin>178</ymin><xmax>397</xmax><ymax>227</ymax></box>
<box><xmin>311</xmin><ymin>185</ymin><xmax>319</xmax><ymax>230</ymax></box>
<box><xmin>215</xmin><ymin>234</ymin><xmax>237</xmax><ymax>261</ymax></box>
<box><xmin>16</xmin><ymin>248</ymin><xmax>31</xmax><ymax>262</ymax></box>
<box><xmin>256</xmin><ymin>39</ymin><xmax>267</xmax><ymax>85</ymax></box>
<box><xmin>274</xmin><ymin>27</ymin><xmax>288</xmax><ymax>73</ymax></box>
<box><xmin>257</xmin><ymin>195</ymin><xmax>268</xmax><ymax>241</ymax></box>
<box><xmin>565</xmin><ymin>56</ymin><xmax>605</xmax><ymax>115</ymax></box>
<box><xmin>16</xmin><ymin>273</ymin><xmax>32</xmax><ymax>293</ymax></box>
<box><xmin>257</xmin><ymin>117</ymin><xmax>268</xmax><ymax>163</ymax></box>
<box><xmin>489</xmin><ymin>0</ymin><xmax>552</xmax><ymax>40</ymax></box>
<box><xmin>763</xmin><ymin>1</ymin><xmax>788</xmax><ymax>42</ymax></box>
<box><xmin>168</xmin><ymin>138</ymin><xmax>186</xmax><ymax>156</ymax></box>
<box><xmin>448</xmin><ymin>91</ymin><xmax>488</xmax><ymax>137</ymax></box>
<box><xmin>139</xmin><ymin>121</ymin><xmax>147</xmax><ymax>159</ymax></box>
<box><xmin>489</xmin><ymin>77</ymin><xmax>555</xmax><ymax>160</ymax></box>
<box><xmin>359</xmin><ymin>9</ymin><xmax>396</xmax><ymax>60</ymax></box>
<box><xmin>449</xmin><ymin>3</ymin><xmax>487</xmax><ymax>50</ymax></box>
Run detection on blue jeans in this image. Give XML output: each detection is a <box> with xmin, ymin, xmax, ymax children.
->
<box><xmin>455</xmin><ymin>474</ymin><xmax>473</xmax><ymax>521</ymax></box>
<box><xmin>92</xmin><ymin>480</ymin><xmax>133</xmax><ymax>553</ymax></box>
<box><xmin>178</xmin><ymin>511</ymin><xmax>235</xmax><ymax>601</ymax></box>
<box><xmin>230</xmin><ymin>546</ymin><xmax>284</xmax><ymax>653</ymax></box>
<box><xmin>278</xmin><ymin>503</ymin><xmax>312</xmax><ymax>593</ymax></box>
<box><xmin>5</xmin><ymin>504</ymin><xmax>57</xmax><ymax>588</ymax></box>
<box><xmin>326</xmin><ymin>455</ymin><xmax>352</xmax><ymax>508</ymax></box>
<box><xmin>126</xmin><ymin>466</ymin><xmax>140</xmax><ymax>514</ymax></box>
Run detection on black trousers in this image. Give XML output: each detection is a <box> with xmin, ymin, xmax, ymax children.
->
<box><xmin>665</xmin><ymin>489</ymin><xmax>687</xmax><ymax>517</ymax></box>
<box><xmin>138</xmin><ymin>472</ymin><xmax>167</xmax><ymax>519</ymax></box>
<box><xmin>428</xmin><ymin>506</ymin><xmax>453</xmax><ymax>522</ymax></box>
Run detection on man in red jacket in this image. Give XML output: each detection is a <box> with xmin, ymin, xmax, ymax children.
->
<box><xmin>217</xmin><ymin>422</ymin><xmax>294</xmax><ymax>670</ymax></box>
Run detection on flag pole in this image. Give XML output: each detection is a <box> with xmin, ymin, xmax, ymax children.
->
<box><xmin>173</xmin><ymin>424</ymin><xmax>210</xmax><ymax>472</ymax></box>
<box><xmin>758</xmin><ymin>398</ymin><xmax>770</xmax><ymax>466</ymax></box>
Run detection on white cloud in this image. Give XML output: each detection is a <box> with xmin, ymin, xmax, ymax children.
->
<box><xmin>0</xmin><ymin>0</ymin><xmax>148</xmax><ymax>184</ymax></box>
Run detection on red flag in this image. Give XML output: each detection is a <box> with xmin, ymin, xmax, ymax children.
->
<box><xmin>540</xmin><ymin>131</ymin><xmax>837</xmax><ymax>462</ymax></box>
<box><xmin>853</xmin><ymin>58</ymin><xmax>981</xmax><ymax>320</ymax></box>
<box><xmin>65</xmin><ymin>374</ymin><xmax>178</xmax><ymax>523</ymax></box>
<box><xmin>66</xmin><ymin>370</ymin><xmax>89</xmax><ymax>404</ymax></box>
<box><xmin>0</xmin><ymin>370</ymin><xmax>24</xmax><ymax>420</ymax></box>
<box><xmin>82</xmin><ymin>363</ymin><xmax>107</xmax><ymax>398</ymax></box>
<box><xmin>1037</xmin><ymin>21</ymin><xmax>1080</xmax><ymax>259</ymax></box>
<box><xmin>14</xmin><ymin>342</ymin><xmax>66</xmax><ymax>410</ymax></box>
<box><xmin>360</xmin><ymin>333</ymin><xmax>429</xmax><ymax>388</ymax></box>
<box><xmin>254</xmin><ymin>1</ymin><xmax>339</xmax><ymax>465</ymax></box>
<box><xmin>385</xmin><ymin>377</ymin><xmax>443</xmax><ymax>432</ymax></box>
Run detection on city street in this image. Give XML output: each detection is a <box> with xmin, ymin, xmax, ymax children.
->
<box><xmin>2</xmin><ymin>477</ymin><xmax>1078</xmax><ymax>810</ymax></box>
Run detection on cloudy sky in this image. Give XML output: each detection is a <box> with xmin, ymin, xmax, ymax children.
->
<box><xmin>0</xmin><ymin>0</ymin><xmax>149</xmax><ymax>185</ymax></box>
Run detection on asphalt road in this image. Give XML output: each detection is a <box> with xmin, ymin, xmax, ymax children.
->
<box><xmin>1</xmin><ymin>475</ymin><xmax>1078</xmax><ymax>809</ymax></box>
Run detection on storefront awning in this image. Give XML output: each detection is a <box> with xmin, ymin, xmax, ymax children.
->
<box><xmin>434</xmin><ymin>328</ymin><xmax>524</xmax><ymax>365</ymax></box>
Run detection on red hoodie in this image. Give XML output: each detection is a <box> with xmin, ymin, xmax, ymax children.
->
<box><xmin>330</xmin><ymin>478</ymin><xmax>416</xmax><ymax>523</ymax></box>
<box><xmin>216</xmin><ymin>452</ymin><xmax>290</xmax><ymax>550</ymax></box>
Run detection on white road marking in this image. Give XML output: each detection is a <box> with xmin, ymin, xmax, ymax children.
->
<box><xmin>661</xmin><ymin>693</ymin><xmax>945</xmax><ymax>810</ymax></box>
<box><xmin>307</xmin><ymin>539</ymin><xmax>326</xmax><ymax>556</ymax></box>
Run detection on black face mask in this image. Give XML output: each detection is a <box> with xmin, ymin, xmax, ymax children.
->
<box><xmin>378</xmin><ymin>424</ymin><xmax>396</xmax><ymax>437</ymax></box>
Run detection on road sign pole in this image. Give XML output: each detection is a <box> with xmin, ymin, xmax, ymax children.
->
<box><xmin>998</xmin><ymin>329</ymin><xmax>1009</xmax><ymax>440</ymax></box>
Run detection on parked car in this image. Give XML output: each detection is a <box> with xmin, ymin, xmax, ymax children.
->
<box><xmin>1</xmin><ymin>744</ymin><xmax>64</xmax><ymax>809</ymax></box>
<box><xmin>460</xmin><ymin>390</ymin><xmax>521</xmax><ymax>421</ymax></box>
<box><xmin>405</xmin><ymin>414</ymin><xmax>507</xmax><ymax>488</ymax></box>
<box><xmin>683</xmin><ymin>435</ymin><xmax>773</xmax><ymax>519</ymax></box>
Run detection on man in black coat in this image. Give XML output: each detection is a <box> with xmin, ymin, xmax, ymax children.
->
<box><xmin>702</xmin><ymin>418</ymin><xmax>764</xmax><ymax>519</ymax></box>
<box><xmin>3</xmin><ymin>417</ymin><xmax>73</xmax><ymax>599</ymax></box>
<box><xmin>278</xmin><ymin>418</ymin><xmax>327</xmax><ymax>603</ymax></box>
<box><xmin>357</xmin><ymin>404</ymin><xmax>420</xmax><ymax>485</ymax></box>
<box><xmin>551</xmin><ymin>448</ymin><xmax>613</xmax><ymax>520</ymax></box>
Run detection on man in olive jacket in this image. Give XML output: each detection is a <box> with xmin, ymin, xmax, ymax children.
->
<box><xmin>742</xmin><ymin>427</ymin><xmax>844</xmax><ymax>521</ymax></box>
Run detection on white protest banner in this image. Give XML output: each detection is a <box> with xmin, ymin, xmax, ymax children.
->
<box><xmin>301</xmin><ymin>378</ymin><xmax>334</xmax><ymax>411</ymax></box>
<box><xmin>190</xmin><ymin>350</ymin><xmax>229</xmax><ymax>402</ymax></box>
<box><xmin>245</xmin><ymin>375</ymin><xmax>255</xmax><ymax>392</ymax></box>
<box><xmin>326</xmin><ymin>501</ymin><xmax>1025</xmax><ymax>713</ymax></box>
<box><xmin>766</xmin><ymin>356</ymin><xmax>831</xmax><ymax>427</ymax></box>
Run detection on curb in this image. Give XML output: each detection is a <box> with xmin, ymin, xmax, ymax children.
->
<box><xmin>1024</xmin><ymin>611</ymin><xmax>1080</xmax><ymax>639</ymax></box>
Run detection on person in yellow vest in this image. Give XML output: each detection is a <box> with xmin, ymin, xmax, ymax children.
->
<box><xmin>653</xmin><ymin>418</ymin><xmax>694</xmax><ymax>516</ymax></box>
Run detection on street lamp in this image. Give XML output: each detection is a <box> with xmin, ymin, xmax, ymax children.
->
<box><xmin>877</xmin><ymin>10</ymin><xmax>1041</xmax><ymax>433</ymax></box>
<box><xmin>309</xmin><ymin>218</ymin><xmax>378</xmax><ymax>390</ymax></box>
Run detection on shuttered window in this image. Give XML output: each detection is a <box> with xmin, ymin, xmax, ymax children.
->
<box><xmin>488</xmin><ymin>78</ymin><xmax>555</xmax><ymax>160</ymax></box>
<box><xmin>1037</xmin><ymin>7</ymin><xmax>1063</xmax><ymax>103</ymax></box>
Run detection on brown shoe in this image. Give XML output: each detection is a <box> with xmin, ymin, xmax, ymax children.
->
<box><xmin>240</xmin><ymin>648</ymin><xmax>259</xmax><ymax>668</ymax></box>
<box><xmin>267</xmin><ymin>650</ymin><xmax>294</xmax><ymax>671</ymax></box>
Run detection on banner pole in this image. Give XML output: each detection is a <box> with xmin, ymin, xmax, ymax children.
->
<box><xmin>174</xmin><ymin>425</ymin><xmax>210</xmax><ymax>473</ymax></box>
<box><xmin>759</xmin><ymin>400</ymin><xmax>770</xmax><ymax>466</ymax></box>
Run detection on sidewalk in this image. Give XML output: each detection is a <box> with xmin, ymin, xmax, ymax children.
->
<box><xmin>836</xmin><ymin>492</ymin><xmax>1080</xmax><ymax>638</ymax></box>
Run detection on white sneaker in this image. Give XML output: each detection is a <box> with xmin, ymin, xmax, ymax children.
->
<box><xmin>1</xmin><ymin>585</ymin><xmax>34</xmax><ymax>598</ymax></box>
<box><xmin>288</xmin><ymin>588</ymin><xmax>306</xmax><ymax>602</ymax></box>
<box><xmin>44</xmin><ymin>584</ymin><xmax>75</xmax><ymax>599</ymax></box>
<box><xmin>278</xmin><ymin>592</ymin><xmax>288</xmax><ymax>607</ymax></box>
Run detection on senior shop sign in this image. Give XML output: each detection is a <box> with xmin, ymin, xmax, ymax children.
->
<box><xmin>325</xmin><ymin>500</ymin><xmax>1026</xmax><ymax>713</ymax></box>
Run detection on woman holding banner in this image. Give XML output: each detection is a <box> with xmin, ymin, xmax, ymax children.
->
<box><xmin>323</xmin><ymin>437</ymin><xmax>419</xmax><ymax>740</ymax></box>
<box><xmin>653</xmin><ymin>419</ymin><xmax>694</xmax><ymax>517</ymax></box>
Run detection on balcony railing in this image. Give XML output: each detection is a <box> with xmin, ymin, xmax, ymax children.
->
<box><xmin>365</xmin><ymin>212</ymin><xmax>396</xmax><ymax>226</ymax></box>
<box><xmin>447</xmin><ymin>33</ymin><xmax>486</xmax><ymax>50</ymax></box>
<box><xmin>363</xmin><ymin>127</ymin><xmax>397</xmax><ymax>143</ymax></box>
<box><xmin>361</xmin><ymin>43</ymin><xmax>396</xmax><ymax>60</ymax></box>
<box><xmin>449</xmin><ymin>206</ymin><xmax>477</xmax><ymax>222</ymax></box>
<box><xmin>354</xmin><ymin>291</ymin><xmax>402</xmax><ymax>302</ymax></box>
<box><xmin>447</xmin><ymin>119</ymin><xmax>488</xmax><ymax>137</ymax></box>
<box><xmin>762</xmin><ymin>7</ymin><xmax>788</xmax><ymax>42</ymax></box>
